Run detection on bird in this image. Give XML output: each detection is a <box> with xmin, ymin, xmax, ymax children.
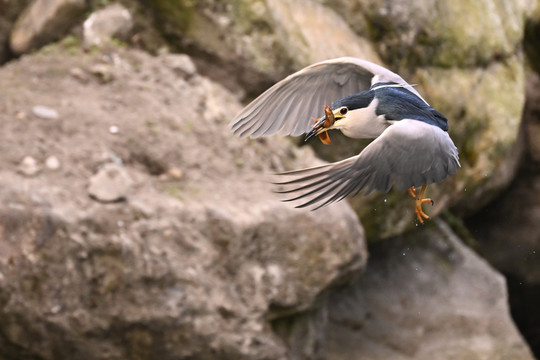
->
<box><xmin>230</xmin><ymin>57</ymin><xmax>460</xmax><ymax>223</ymax></box>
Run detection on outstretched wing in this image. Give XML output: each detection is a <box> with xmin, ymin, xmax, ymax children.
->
<box><xmin>274</xmin><ymin>120</ymin><xmax>460</xmax><ymax>209</ymax></box>
<box><xmin>230</xmin><ymin>57</ymin><xmax>425</xmax><ymax>138</ymax></box>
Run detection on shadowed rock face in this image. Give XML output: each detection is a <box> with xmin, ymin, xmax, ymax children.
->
<box><xmin>326</xmin><ymin>219</ymin><xmax>534</xmax><ymax>360</ymax></box>
<box><xmin>9</xmin><ymin>0</ymin><xmax>87</xmax><ymax>55</ymax></box>
<box><xmin>0</xmin><ymin>0</ymin><xmax>32</xmax><ymax>63</ymax></box>
<box><xmin>466</xmin><ymin>71</ymin><xmax>540</xmax><ymax>356</ymax></box>
<box><xmin>0</xmin><ymin>47</ymin><xmax>366</xmax><ymax>359</ymax></box>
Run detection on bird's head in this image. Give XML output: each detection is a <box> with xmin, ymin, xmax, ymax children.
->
<box><xmin>304</xmin><ymin>106</ymin><xmax>350</xmax><ymax>142</ymax></box>
<box><xmin>305</xmin><ymin>90</ymin><xmax>376</xmax><ymax>142</ymax></box>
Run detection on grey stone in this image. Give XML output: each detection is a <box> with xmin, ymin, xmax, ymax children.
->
<box><xmin>9</xmin><ymin>0</ymin><xmax>87</xmax><ymax>55</ymax></box>
<box><xmin>83</xmin><ymin>3</ymin><xmax>133</xmax><ymax>47</ymax></box>
<box><xmin>326</xmin><ymin>219</ymin><xmax>534</xmax><ymax>360</ymax></box>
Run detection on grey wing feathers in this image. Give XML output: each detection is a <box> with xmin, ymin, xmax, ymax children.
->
<box><xmin>230</xmin><ymin>57</ymin><xmax>423</xmax><ymax>138</ymax></box>
<box><xmin>274</xmin><ymin>120</ymin><xmax>460</xmax><ymax>209</ymax></box>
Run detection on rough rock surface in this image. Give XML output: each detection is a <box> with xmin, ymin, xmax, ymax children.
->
<box><xmin>309</xmin><ymin>1</ymin><xmax>531</xmax><ymax>236</ymax></box>
<box><xmin>9</xmin><ymin>0</ymin><xmax>87</xmax><ymax>55</ymax></box>
<box><xmin>465</xmin><ymin>72</ymin><xmax>540</xmax><ymax>355</ymax></box>
<box><xmin>466</xmin><ymin>72</ymin><xmax>540</xmax><ymax>285</ymax></box>
<box><xmin>131</xmin><ymin>0</ymin><xmax>533</xmax><ymax>237</ymax></box>
<box><xmin>326</xmin><ymin>219</ymin><xmax>534</xmax><ymax>360</ymax></box>
<box><xmin>139</xmin><ymin>0</ymin><xmax>382</xmax><ymax>93</ymax></box>
<box><xmin>0</xmin><ymin>0</ymin><xmax>33</xmax><ymax>63</ymax></box>
<box><xmin>0</xmin><ymin>46</ymin><xmax>366</xmax><ymax>359</ymax></box>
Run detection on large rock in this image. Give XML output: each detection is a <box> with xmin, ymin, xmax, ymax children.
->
<box><xmin>139</xmin><ymin>0</ymin><xmax>381</xmax><ymax>93</ymax></box>
<box><xmin>0</xmin><ymin>46</ymin><xmax>366</xmax><ymax>359</ymax></box>
<box><xmin>465</xmin><ymin>72</ymin><xmax>540</xmax><ymax>355</ymax></box>
<box><xmin>308</xmin><ymin>1</ymin><xmax>531</xmax><ymax>236</ymax></box>
<box><xmin>326</xmin><ymin>219</ymin><xmax>534</xmax><ymax>360</ymax></box>
<box><xmin>328</xmin><ymin>0</ymin><xmax>533</xmax><ymax>68</ymax></box>
<box><xmin>135</xmin><ymin>0</ymin><xmax>533</xmax><ymax>238</ymax></box>
<box><xmin>9</xmin><ymin>0</ymin><xmax>87</xmax><ymax>55</ymax></box>
<box><xmin>465</xmin><ymin>73</ymin><xmax>540</xmax><ymax>285</ymax></box>
<box><xmin>0</xmin><ymin>0</ymin><xmax>33</xmax><ymax>63</ymax></box>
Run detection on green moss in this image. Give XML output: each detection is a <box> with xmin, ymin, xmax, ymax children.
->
<box><xmin>142</xmin><ymin>0</ymin><xmax>196</xmax><ymax>34</ymax></box>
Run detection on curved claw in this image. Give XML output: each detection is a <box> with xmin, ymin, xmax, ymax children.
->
<box><xmin>413</xmin><ymin>185</ymin><xmax>433</xmax><ymax>224</ymax></box>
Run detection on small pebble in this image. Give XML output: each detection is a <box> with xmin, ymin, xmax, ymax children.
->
<box><xmin>18</xmin><ymin>156</ymin><xmax>41</xmax><ymax>176</ymax></box>
<box><xmin>89</xmin><ymin>64</ymin><xmax>114</xmax><ymax>83</ymax></box>
<box><xmin>167</xmin><ymin>167</ymin><xmax>183</xmax><ymax>180</ymax></box>
<box><xmin>162</xmin><ymin>54</ymin><xmax>197</xmax><ymax>78</ymax></box>
<box><xmin>88</xmin><ymin>163</ymin><xmax>132</xmax><ymax>202</ymax></box>
<box><xmin>15</xmin><ymin>111</ymin><xmax>26</xmax><ymax>120</ymax></box>
<box><xmin>32</xmin><ymin>106</ymin><xmax>59</xmax><ymax>120</ymax></box>
<box><xmin>45</xmin><ymin>155</ymin><xmax>61</xmax><ymax>170</ymax></box>
<box><xmin>109</xmin><ymin>125</ymin><xmax>119</xmax><ymax>134</ymax></box>
<box><xmin>69</xmin><ymin>67</ymin><xmax>89</xmax><ymax>83</ymax></box>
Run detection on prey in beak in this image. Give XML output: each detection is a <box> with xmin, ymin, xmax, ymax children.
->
<box><xmin>305</xmin><ymin>105</ymin><xmax>339</xmax><ymax>144</ymax></box>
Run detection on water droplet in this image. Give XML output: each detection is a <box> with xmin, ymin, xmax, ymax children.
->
<box><xmin>384</xmin><ymin>198</ymin><xmax>387</xmax><ymax>203</ymax></box>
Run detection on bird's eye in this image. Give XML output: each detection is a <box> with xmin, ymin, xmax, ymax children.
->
<box><xmin>340</xmin><ymin>107</ymin><xmax>348</xmax><ymax>115</ymax></box>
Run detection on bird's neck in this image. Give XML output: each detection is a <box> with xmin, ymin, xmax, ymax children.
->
<box><xmin>339</xmin><ymin>98</ymin><xmax>390</xmax><ymax>139</ymax></box>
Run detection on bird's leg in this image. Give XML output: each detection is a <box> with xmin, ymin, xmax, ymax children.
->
<box><xmin>414</xmin><ymin>184</ymin><xmax>434</xmax><ymax>223</ymax></box>
<box><xmin>408</xmin><ymin>186</ymin><xmax>416</xmax><ymax>198</ymax></box>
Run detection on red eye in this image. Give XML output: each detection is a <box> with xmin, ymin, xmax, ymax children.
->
<box><xmin>340</xmin><ymin>107</ymin><xmax>348</xmax><ymax>115</ymax></box>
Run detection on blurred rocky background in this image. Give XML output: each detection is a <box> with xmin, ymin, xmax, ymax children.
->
<box><xmin>0</xmin><ymin>0</ymin><xmax>539</xmax><ymax>359</ymax></box>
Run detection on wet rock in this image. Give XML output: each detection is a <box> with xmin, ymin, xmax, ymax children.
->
<box><xmin>17</xmin><ymin>156</ymin><xmax>40</xmax><ymax>177</ymax></box>
<box><xmin>9</xmin><ymin>0</ymin><xmax>87</xmax><ymax>55</ymax></box>
<box><xmin>83</xmin><ymin>3</ymin><xmax>133</xmax><ymax>47</ymax></box>
<box><xmin>88</xmin><ymin>163</ymin><xmax>132</xmax><ymax>202</ymax></box>
<box><xmin>327</xmin><ymin>219</ymin><xmax>534</xmax><ymax>360</ymax></box>
<box><xmin>32</xmin><ymin>105</ymin><xmax>59</xmax><ymax>120</ymax></box>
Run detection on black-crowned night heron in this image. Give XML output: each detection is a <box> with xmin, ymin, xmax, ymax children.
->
<box><xmin>230</xmin><ymin>57</ymin><xmax>460</xmax><ymax>223</ymax></box>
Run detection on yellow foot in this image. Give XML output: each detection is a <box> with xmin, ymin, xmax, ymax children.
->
<box><xmin>412</xmin><ymin>185</ymin><xmax>434</xmax><ymax>224</ymax></box>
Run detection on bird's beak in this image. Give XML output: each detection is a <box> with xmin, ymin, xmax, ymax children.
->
<box><xmin>304</xmin><ymin>116</ymin><xmax>329</xmax><ymax>141</ymax></box>
<box><xmin>304</xmin><ymin>108</ymin><xmax>345</xmax><ymax>142</ymax></box>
